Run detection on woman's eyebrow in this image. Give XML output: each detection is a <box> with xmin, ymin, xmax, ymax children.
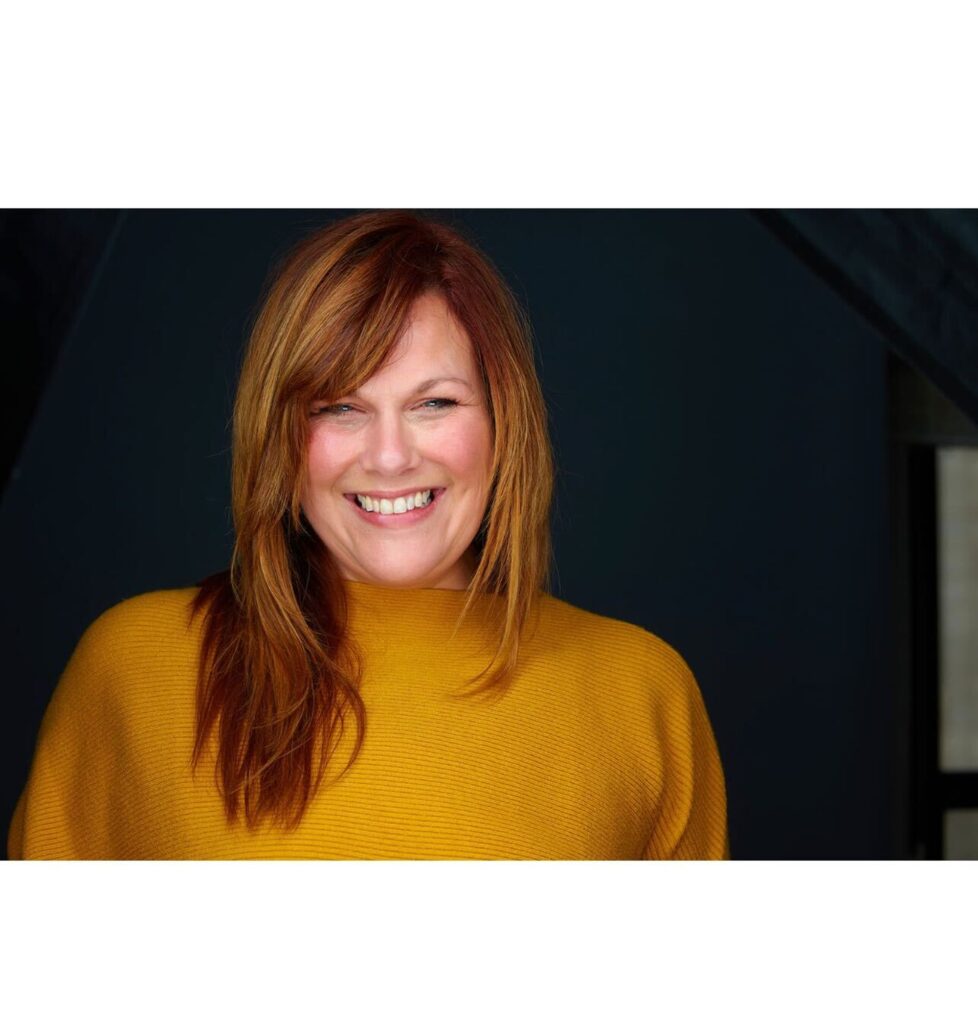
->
<box><xmin>338</xmin><ymin>376</ymin><xmax>473</xmax><ymax>400</ymax></box>
<box><xmin>410</xmin><ymin>376</ymin><xmax>472</xmax><ymax>395</ymax></box>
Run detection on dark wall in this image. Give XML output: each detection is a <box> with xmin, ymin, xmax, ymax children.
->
<box><xmin>1</xmin><ymin>210</ymin><xmax>894</xmax><ymax>858</ymax></box>
<box><xmin>0</xmin><ymin>210</ymin><xmax>120</xmax><ymax>488</ymax></box>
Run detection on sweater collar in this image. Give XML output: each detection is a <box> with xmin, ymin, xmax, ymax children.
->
<box><xmin>342</xmin><ymin>578</ymin><xmax>505</xmax><ymax>639</ymax></box>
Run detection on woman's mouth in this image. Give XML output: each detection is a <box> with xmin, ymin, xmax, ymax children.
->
<box><xmin>344</xmin><ymin>487</ymin><xmax>445</xmax><ymax>525</ymax></box>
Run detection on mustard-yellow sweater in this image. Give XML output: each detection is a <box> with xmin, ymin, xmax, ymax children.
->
<box><xmin>8</xmin><ymin>582</ymin><xmax>728</xmax><ymax>859</ymax></box>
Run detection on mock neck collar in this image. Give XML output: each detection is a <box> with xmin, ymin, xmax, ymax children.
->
<box><xmin>343</xmin><ymin>575</ymin><xmax>499</xmax><ymax>619</ymax></box>
<box><xmin>343</xmin><ymin>577</ymin><xmax>476</xmax><ymax>603</ymax></box>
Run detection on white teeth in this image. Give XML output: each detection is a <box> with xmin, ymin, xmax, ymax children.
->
<box><xmin>356</xmin><ymin>490</ymin><xmax>434</xmax><ymax>515</ymax></box>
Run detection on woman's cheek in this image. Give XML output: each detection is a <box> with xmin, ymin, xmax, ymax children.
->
<box><xmin>308</xmin><ymin>430</ymin><xmax>353</xmax><ymax>481</ymax></box>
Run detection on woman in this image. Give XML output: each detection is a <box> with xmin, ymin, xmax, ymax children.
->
<box><xmin>8</xmin><ymin>211</ymin><xmax>728</xmax><ymax>859</ymax></box>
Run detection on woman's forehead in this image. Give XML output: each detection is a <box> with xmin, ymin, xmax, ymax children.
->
<box><xmin>353</xmin><ymin>295</ymin><xmax>479</xmax><ymax>395</ymax></box>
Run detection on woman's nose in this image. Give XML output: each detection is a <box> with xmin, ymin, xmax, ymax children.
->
<box><xmin>359</xmin><ymin>411</ymin><xmax>421</xmax><ymax>476</ymax></box>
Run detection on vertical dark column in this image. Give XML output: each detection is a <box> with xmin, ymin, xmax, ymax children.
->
<box><xmin>907</xmin><ymin>443</ymin><xmax>940</xmax><ymax>857</ymax></box>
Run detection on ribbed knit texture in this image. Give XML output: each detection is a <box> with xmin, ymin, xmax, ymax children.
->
<box><xmin>8</xmin><ymin>583</ymin><xmax>728</xmax><ymax>859</ymax></box>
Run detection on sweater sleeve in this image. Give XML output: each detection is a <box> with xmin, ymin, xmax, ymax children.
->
<box><xmin>7</xmin><ymin>608</ymin><xmax>127</xmax><ymax>860</ymax></box>
<box><xmin>644</xmin><ymin>653</ymin><xmax>729</xmax><ymax>861</ymax></box>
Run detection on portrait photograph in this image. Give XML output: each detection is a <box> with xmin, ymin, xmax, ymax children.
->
<box><xmin>4</xmin><ymin>207</ymin><xmax>976</xmax><ymax>864</ymax></box>
<box><xmin>2</xmin><ymin>3</ymin><xmax>974</xmax><ymax>1019</ymax></box>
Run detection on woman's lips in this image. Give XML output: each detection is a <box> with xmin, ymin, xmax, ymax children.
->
<box><xmin>344</xmin><ymin>487</ymin><xmax>445</xmax><ymax>527</ymax></box>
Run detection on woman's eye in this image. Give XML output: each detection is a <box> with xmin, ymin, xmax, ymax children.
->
<box><xmin>313</xmin><ymin>403</ymin><xmax>357</xmax><ymax>417</ymax></box>
<box><xmin>418</xmin><ymin>398</ymin><xmax>459</xmax><ymax>411</ymax></box>
<box><xmin>311</xmin><ymin>398</ymin><xmax>458</xmax><ymax>418</ymax></box>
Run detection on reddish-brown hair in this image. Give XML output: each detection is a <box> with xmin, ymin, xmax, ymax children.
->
<box><xmin>191</xmin><ymin>211</ymin><xmax>554</xmax><ymax>829</ymax></box>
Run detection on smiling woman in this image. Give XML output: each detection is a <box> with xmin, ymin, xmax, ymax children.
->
<box><xmin>8</xmin><ymin>211</ymin><xmax>729</xmax><ymax>859</ymax></box>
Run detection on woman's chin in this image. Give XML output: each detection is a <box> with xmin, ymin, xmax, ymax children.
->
<box><xmin>344</xmin><ymin>557</ymin><xmax>472</xmax><ymax>591</ymax></box>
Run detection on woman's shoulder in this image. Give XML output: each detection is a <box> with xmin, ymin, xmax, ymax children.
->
<box><xmin>26</xmin><ymin>587</ymin><xmax>205</xmax><ymax>749</ymax></box>
<box><xmin>77</xmin><ymin>586</ymin><xmax>203</xmax><ymax>654</ymax></box>
<box><xmin>532</xmin><ymin>592</ymin><xmax>694</xmax><ymax>682</ymax></box>
<box><xmin>57</xmin><ymin>587</ymin><xmax>203</xmax><ymax>699</ymax></box>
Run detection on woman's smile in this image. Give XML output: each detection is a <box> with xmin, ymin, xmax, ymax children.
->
<box><xmin>343</xmin><ymin>486</ymin><xmax>446</xmax><ymax>525</ymax></box>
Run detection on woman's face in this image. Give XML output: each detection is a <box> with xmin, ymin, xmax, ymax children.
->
<box><xmin>301</xmin><ymin>291</ymin><xmax>494</xmax><ymax>590</ymax></box>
